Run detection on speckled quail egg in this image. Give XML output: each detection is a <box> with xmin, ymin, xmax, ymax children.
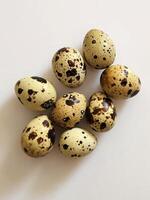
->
<box><xmin>52</xmin><ymin>47</ymin><xmax>86</xmax><ymax>87</ymax></box>
<box><xmin>15</xmin><ymin>76</ymin><xmax>57</xmax><ymax>111</ymax></box>
<box><xmin>100</xmin><ymin>65</ymin><xmax>141</xmax><ymax>99</ymax></box>
<box><xmin>83</xmin><ymin>29</ymin><xmax>116</xmax><ymax>69</ymax></box>
<box><xmin>21</xmin><ymin>115</ymin><xmax>55</xmax><ymax>157</ymax></box>
<box><xmin>86</xmin><ymin>92</ymin><xmax>116</xmax><ymax>132</ymax></box>
<box><xmin>51</xmin><ymin>92</ymin><xmax>87</xmax><ymax>128</ymax></box>
<box><xmin>59</xmin><ymin>127</ymin><xmax>97</xmax><ymax>158</ymax></box>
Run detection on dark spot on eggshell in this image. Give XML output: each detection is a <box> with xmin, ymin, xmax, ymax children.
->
<box><xmin>71</xmin><ymin>154</ymin><xmax>78</xmax><ymax>157</ymax></box>
<box><xmin>94</xmin><ymin>55</ymin><xmax>97</xmax><ymax>59</ymax></box>
<box><xmin>24</xmin><ymin>148</ymin><xmax>28</xmax><ymax>153</ymax></box>
<box><xmin>68</xmin><ymin>60</ymin><xmax>75</xmax><ymax>67</ymax></box>
<box><xmin>68</xmin><ymin>78</ymin><xmax>73</xmax><ymax>83</ymax></box>
<box><xmin>129</xmin><ymin>83</ymin><xmax>132</xmax><ymax>87</ymax></box>
<box><xmin>48</xmin><ymin>128</ymin><xmax>55</xmax><ymax>144</ymax></box>
<box><xmin>111</xmin><ymin>83</ymin><xmax>116</xmax><ymax>87</ymax></box>
<box><xmin>83</xmin><ymin>64</ymin><xmax>86</xmax><ymax>71</ymax></box>
<box><xmin>100</xmin><ymin>122</ymin><xmax>106</xmax><ymax>129</ymax></box>
<box><xmin>73</xmin><ymin>49</ymin><xmax>77</xmax><ymax>53</ymax></box>
<box><xmin>31</xmin><ymin>76</ymin><xmax>47</xmax><ymax>83</ymax></box>
<box><xmin>28</xmin><ymin>132</ymin><xmax>37</xmax><ymax>140</ymax></box>
<box><xmin>27</xmin><ymin>97</ymin><xmax>32</xmax><ymax>102</ymax></box>
<box><xmin>138</xmin><ymin>78</ymin><xmax>141</xmax><ymax>85</ymax></box>
<box><xmin>93</xmin><ymin>108</ymin><xmax>101</xmax><ymax>115</ymax></box>
<box><xmin>81</xmin><ymin>110</ymin><xmax>85</xmax><ymax>115</ymax></box>
<box><xmin>66</xmin><ymin>100</ymin><xmax>74</xmax><ymax>106</ymax></box>
<box><xmin>56</xmin><ymin>71</ymin><xmax>62</xmax><ymax>77</ymax></box>
<box><xmin>121</xmin><ymin>78</ymin><xmax>127</xmax><ymax>86</ymax></box>
<box><xmin>63</xmin><ymin>117</ymin><xmax>70</xmax><ymax>122</ymax></box>
<box><xmin>47</xmin><ymin>145</ymin><xmax>52</xmax><ymax>150</ymax></box>
<box><xmin>56</xmin><ymin>47</ymin><xmax>69</xmax><ymax>54</ymax></box>
<box><xmin>42</xmin><ymin>120</ymin><xmax>49</xmax><ymax>127</ymax></box>
<box><xmin>128</xmin><ymin>89</ymin><xmax>132</xmax><ymax>95</ymax></box>
<box><xmin>65</xmin><ymin>95</ymin><xmax>80</xmax><ymax>106</ymax></box>
<box><xmin>76</xmin><ymin>75</ymin><xmax>80</xmax><ymax>80</ymax></box>
<box><xmin>124</xmin><ymin>70</ymin><xmax>128</xmax><ymax>77</ymax></box>
<box><xmin>92</xmin><ymin>39</ymin><xmax>96</xmax><ymax>44</ymax></box>
<box><xmin>86</xmin><ymin>107</ymin><xmax>94</xmax><ymax>124</ymax></box>
<box><xmin>41</xmin><ymin>99</ymin><xmax>54</xmax><ymax>109</ymax></box>
<box><xmin>111</xmin><ymin>109</ymin><xmax>116</xmax><ymax>120</ymax></box>
<box><xmin>41</xmin><ymin>89</ymin><xmax>45</xmax><ymax>92</ymax></box>
<box><xmin>18</xmin><ymin>97</ymin><xmax>23</xmax><ymax>104</ymax></box>
<box><xmin>37</xmin><ymin>137</ymin><xmax>43</xmax><ymax>144</ymax></box>
<box><xmin>55</xmin><ymin>55</ymin><xmax>59</xmax><ymax>62</ymax></box>
<box><xmin>79</xmin><ymin>141</ymin><xmax>83</xmax><ymax>145</ymax></box>
<box><xmin>18</xmin><ymin>88</ymin><xmax>23</xmax><ymax>94</ymax></box>
<box><xmin>63</xmin><ymin>94</ymin><xmax>68</xmax><ymax>98</ymax></box>
<box><xmin>103</xmin><ymin>98</ymin><xmax>112</xmax><ymax>107</ymax></box>
<box><xmin>26</xmin><ymin>127</ymin><xmax>31</xmax><ymax>132</ymax></box>
<box><xmin>28</xmin><ymin>89</ymin><xmax>34</xmax><ymax>95</ymax></box>
<box><xmin>63</xmin><ymin>144</ymin><xmax>69</xmax><ymax>150</ymax></box>
<box><xmin>130</xmin><ymin>90</ymin><xmax>140</xmax><ymax>97</ymax></box>
<box><xmin>66</xmin><ymin>69</ymin><xmax>77</xmax><ymax>77</ymax></box>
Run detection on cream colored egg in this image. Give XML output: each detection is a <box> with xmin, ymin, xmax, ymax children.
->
<box><xmin>86</xmin><ymin>92</ymin><xmax>116</xmax><ymax>132</ymax></box>
<box><xmin>100</xmin><ymin>65</ymin><xmax>141</xmax><ymax>99</ymax></box>
<box><xmin>51</xmin><ymin>92</ymin><xmax>87</xmax><ymax>128</ymax></box>
<box><xmin>21</xmin><ymin>115</ymin><xmax>55</xmax><ymax>157</ymax></box>
<box><xmin>15</xmin><ymin>76</ymin><xmax>57</xmax><ymax>111</ymax></box>
<box><xmin>59</xmin><ymin>127</ymin><xmax>97</xmax><ymax>158</ymax></box>
<box><xmin>83</xmin><ymin>29</ymin><xmax>116</xmax><ymax>69</ymax></box>
<box><xmin>52</xmin><ymin>47</ymin><xmax>86</xmax><ymax>87</ymax></box>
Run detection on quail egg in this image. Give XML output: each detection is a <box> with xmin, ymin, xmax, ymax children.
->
<box><xmin>15</xmin><ymin>76</ymin><xmax>57</xmax><ymax>111</ymax></box>
<box><xmin>100</xmin><ymin>65</ymin><xmax>141</xmax><ymax>99</ymax></box>
<box><xmin>21</xmin><ymin>115</ymin><xmax>55</xmax><ymax>157</ymax></box>
<box><xmin>59</xmin><ymin>127</ymin><xmax>97</xmax><ymax>158</ymax></box>
<box><xmin>52</xmin><ymin>47</ymin><xmax>86</xmax><ymax>87</ymax></box>
<box><xmin>86</xmin><ymin>92</ymin><xmax>116</xmax><ymax>132</ymax></box>
<box><xmin>51</xmin><ymin>92</ymin><xmax>87</xmax><ymax>128</ymax></box>
<box><xmin>83</xmin><ymin>29</ymin><xmax>116</xmax><ymax>69</ymax></box>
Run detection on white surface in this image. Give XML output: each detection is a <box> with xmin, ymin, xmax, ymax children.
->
<box><xmin>0</xmin><ymin>0</ymin><xmax>149</xmax><ymax>200</ymax></box>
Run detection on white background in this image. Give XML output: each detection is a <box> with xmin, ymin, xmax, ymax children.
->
<box><xmin>0</xmin><ymin>0</ymin><xmax>149</xmax><ymax>200</ymax></box>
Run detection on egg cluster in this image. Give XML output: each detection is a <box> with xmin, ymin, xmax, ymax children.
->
<box><xmin>15</xmin><ymin>28</ymin><xmax>141</xmax><ymax>158</ymax></box>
